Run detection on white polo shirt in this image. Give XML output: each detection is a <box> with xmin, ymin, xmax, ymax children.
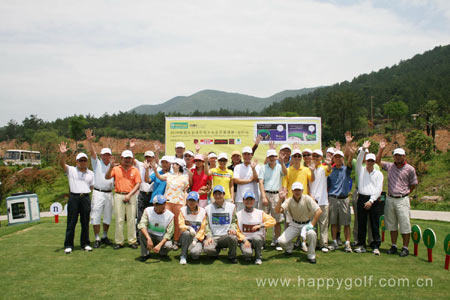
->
<box><xmin>310</xmin><ymin>165</ymin><xmax>331</xmax><ymax>206</ymax></box>
<box><xmin>135</xmin><ymin>160</ymin><xmax>154</xmax><ymax>193</ymax></box>
<box><xmin>67</xmin><ymin>166</ymin><xmax>94</xmax><ymax>194</ymax></box>
<box><xmin>91</xmin><ymin>157</ymin><xmax>114</xmax><ymax>191</ymax></box>
<box><xmin>234</xmin><ymin>163</ymin><xmax>260</xmax><ymax>203</ymax></box>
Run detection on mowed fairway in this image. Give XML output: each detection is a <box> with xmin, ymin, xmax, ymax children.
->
<box><xmin>0</xmin><ymin>217</ymin><xmax>448</xmax><ymax>300</ymax></box>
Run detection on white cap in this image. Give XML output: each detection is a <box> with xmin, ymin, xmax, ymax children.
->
<box><xmin>174</xmin><ymin>158</ymin><xmax>186</xmax><ymax>168</ymax></box>
<box><xmin>326</xmin><ymin>148</ymin><xmax>335</xmax><ymax>154</ymax></box>
<box><xmin>76</xmin><ymin>153</ymin><xmax>88</xmax><ymax>160</ymax></box>
<box><xmin>121</xmin><ymin>150</ymin><xmax>133</xmax><ymax>158</ymax></box>
<box><xmin>291</xmin><ymin>182</ymin><xmax>304</xmax><ymax>191</ymax></box>
<box><xmin>100</xmin><ymin>148</ymin><xmax>112</xmax><ymax>155</ymax></box>
<box><xmin>266</xmin><ymin>149</ymin><xmax>278</xmax><ymax>157</ymax></box>
<box><xmin>313</xmin><ymin>149</ymin><xmax>323</xmax><ymax>157</ymax></box>
<box><xmin>280</xmin><ymin>144</ymin><xmax>291</xmax><ymax>151</ymax></box>
<box><xmin>217</xmin><ymin>153</ymin><xmax>228</xmax><ymax>160</ymax></box>
<box><xmin>365</xmin><ymin>153</ymin><xmax>376</xmax><ymax>161</ymax></box>
<box><xmin>175</xmin><ymin>142</ymin><xmax>185</xmax><ymax>148</ymax></box>
<box><xmin>242</xmin><ymin>146</ymin><xmax>253</xmax><ymax>154</ymax></box>
<box><xmin>291</xmin><ymin>149</ymin><xmax>302</xmax><ymax>156</ymax></box>
<box><xmin>160</xmin><ymin>155</ymin><xmax>173</xmax><ymax>163</ymax></box>
<box><xmin>208</xmin><ymin>153</ymin><xmax>217</xmax><ymax>159</ymax></box>
<box><xmin>302</xmin><ymin>148</ymin><xmax>312</xmax><ymax>154</ymax></box>
<box><xmin>184</xmin><ymin>150</ymin><xmax>194</xmax><ymax>156</ymax></box>
<box><xmin>393</xmin><ymin>148</ymin><xmax>406</xmax><ymax>156</ymax></box>
<box><xmin>144</xmin><ymin>151</ymin><xmax>155</xmax><ymax>157</ymax></box>
<box><xmin>333</xmin><ymin>150</ymin><xmax>344</xmax><ymax>157</ymax></box>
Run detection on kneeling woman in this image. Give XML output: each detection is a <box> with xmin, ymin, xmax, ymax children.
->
<box><xmin>178</xmin><ymin>191</ymin><xmax>208</xmax><ymax>264</ymax></box>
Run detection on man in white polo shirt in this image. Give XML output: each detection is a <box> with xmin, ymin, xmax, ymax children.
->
<box><xmin>59</xmin><ymin>142</ymin><xmax>94</xmax><ymax>254</ymax></box>
<box><xmin>258</xmin><ymin>149</ymin><xmax>287</xmax><ymax>250</ymax></box>
<box><xmin>276</xmin><ymin>182</ymin><xmax>322</xmax><ymax>263</ymax></box>
<box><xmin>135</xmin><ymin>150</ymin><xmax>156</xmax><ymax>227</ymax></box>
<box><xmin>309</xmin><ymin>149</ymin><xmax>332</xmax><ymax>253</ymax></box>
<box><xmin>233</xmin><ymin>146</ymin><xmax>260</xmax><ymax>211</ymax></box>
<box><xmin>85</xmin><ymin>129</ymin><xmax>114</xmax><ymax>248</ymax></box>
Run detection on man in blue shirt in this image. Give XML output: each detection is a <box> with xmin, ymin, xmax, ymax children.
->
<box><xmin>327</xmin><ymin>147</ymin><xmax>353</xmax><ymax>252</ymax></box>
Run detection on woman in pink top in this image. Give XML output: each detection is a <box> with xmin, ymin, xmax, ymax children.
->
<box><xmin>189</xmin><ymin>154</ymin><xmax>212</xmax><ymax>208</ymax></box>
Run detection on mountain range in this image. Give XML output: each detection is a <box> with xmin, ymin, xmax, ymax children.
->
<box><xmin>130</xmin><ymin>88</ymin><xmax>317</xmax><ymax>114</ymax></box>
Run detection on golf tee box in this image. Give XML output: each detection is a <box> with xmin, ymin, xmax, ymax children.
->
<box><xmin>50</xmin><ymin>202</ymin><xmax>63</xmax><ymax>223</ymax></box>
<box><xmin>6</xmin><ymin>193</ymin><xmax>40</xmax><ymax>226</ymax></box>
<box><xmin>411</xmin><ymin>225</ymin><xmax>422</xmax><ymax>256</ymax></box>
<box><xmin>444</xmin><ymin>234</ymin><xmax>450</xmax><ymax>270</ymax></box>
<box><xmin>423</xmin><ymin>228</ymin><xmax>436</xmax><ymax>263</ymax></box>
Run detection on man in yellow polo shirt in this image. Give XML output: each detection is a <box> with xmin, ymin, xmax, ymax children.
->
<box><xmin>282</xmin><ymin>149</ymin><xmax>315</xmax><ymax>197</ymax></box>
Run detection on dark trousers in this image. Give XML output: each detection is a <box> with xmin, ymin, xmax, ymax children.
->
<box><xmin>137</xmin><ymin>191</ymin><xmax>153</xmax><ymax>224</ymax></box>
<box><xmin>64</xmin><ymin>194</ymin><xmax>91</xmax><ymax>249</ymax></box>
<box><xmin>357</xmin><ymin>194</ymin><xmax>381</xmax><ymax>249</ymax></box>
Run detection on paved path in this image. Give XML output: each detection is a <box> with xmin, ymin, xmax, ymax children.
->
<box><xmin>1</xmin><ymin>210</ymin><xmax>450</xmax><ymax>222</ymax></box>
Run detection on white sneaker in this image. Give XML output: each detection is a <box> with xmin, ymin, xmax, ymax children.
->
<box><xmin>255</xmin><ymin>258</ymin><xmax>262</xmax><ymax>265</ymax></box>
<box><xmin>344</xmin><ymin>241</ymin><xmax>352</xmax><ymax>253</ymax></box>
<box><xmin>84</xmin><ymin>245</ymin><xmax>93</xmax><ymax>252</ymax></box>
<box><xmin>373</xmin><ymin>248</ymin><xmax>381</xmax><ymax>256</ymax></box>
<box><xmin>301</xmin><ymin>242</ymin><xmax>308</xmax><ymax>252</ymax></box>
<box><xmin>321</xmin><ymin>247</ymin><xmax>329</xmax><ymax>253</ymax></box>
<box><xmin>276</xmin><ymin>246</ymin><xmax>283</xmax><ymax>251</ymax></box>
<box><xmin>270</xmin><ymin>241</ymin><xmax>277</xmax><ymax>247</ymax></box>
<box><xmin>64</xmin><ymin>248</ymin><xmax>72</xmax><ymax>254</ymax></box>
<box><xmin>180</xmin><ymin>256</ymin><xmax>187</xmax><ymax>265</ymax></box>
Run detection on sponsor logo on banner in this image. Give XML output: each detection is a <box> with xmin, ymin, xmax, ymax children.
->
<box><xmin>200</xmin><ymin>139</ymin><xmax>213</xmax><ymax>145</ymax></box>
<box><xmin>171</xmin><ymin>122</ymin><xmax>188</xmax><ymax>129</ymax></box>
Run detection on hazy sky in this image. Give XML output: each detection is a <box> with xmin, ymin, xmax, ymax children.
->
<box><xmin>1</xmin><ymin>0</ymin><xmax>449</xmax><ymax>126</ymax></box>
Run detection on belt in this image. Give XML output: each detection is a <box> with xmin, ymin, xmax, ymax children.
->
<box><xmin>70</xmin><ymin>192</ymin><xmax>90</xmax><ymax>197</ymax></box>
<box><xmin>140</xmin><ymin>191</ymin><xmax>152</xmax><ymax>195</ymax></box>
<box><xmin>331</xmin><ymin>195</ymin><xmax>348</xmax><ymax>199</ymax></box>
<box><xmin>292</xmin><ymin>219</ymin><xmax>309</xmax><ymax>225</ymax></box>
<box><xmin>115</xmin><ymin>191</ymin><xmax>129</xmax><ymax>195</ymax></box>
<box><xmin>389</xmin><ymin>193</ymin><xmax>409</xmax><ymax>199</ymax></box>
<box><xmin>94</xmin><ymin>187</ymin><xmax>112</xmax><ymax>193</ymax></box>
<box><xmin>265</xmin><ymin>190</ymin><xmax>279</xmax><ymax>194</ymax></box>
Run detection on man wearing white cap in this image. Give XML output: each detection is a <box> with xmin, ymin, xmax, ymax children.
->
<box><xmin>276</xmin><ymin>182</ymin><xmax>322</xmax><ymax>263</ymax></box>
<box><xmin>105</xmin><ymin>150</ymin><xmax>142</xmax><ymax>249</ymax></box>
<box><xmin>279</xmin><ymin>144</ymin><xmax>292</xmax><ymax>167</ymax></box>
<box><xmin>354</xmin><ymin>141</ymin><xmax>383</xmax><ymax>255</ymax></box>
<box><xmin>237</xmin><ymin>191</ymin><xmax>276</xmax><ymax>264</ymax></box>
<box><xmin>233</xmin><ymin>146</ymin><xmax>260</xmax><ymax>211</ymax></box>
<box><xmin>175</xmin><ymin>142</ymin><xmax>185</xmax><ymax>159</ymax></box>
<box><xmin>59</xmin><ymin>142</ymin><xmax>94</xmax><ymax>254</ymax></box>
<box><xmin>183</xmin><ymin>150</ymin><xmax>195</xmax><ymax>171</ymax></box>
<box><xmin>258</xmin><ymin>149</ymin><xmax>287</xmax><ymax>249</ymax></box>
<box><xmin>377</xmin><ymin>141</ymin><xmax>418</xmax><ymax>257</ymax></box>
<box><xmin>85</xmin><ymin>129</ymin><xmax>114</xmax><ymax>248</ymax></box>
<box><xmin>282</xmin><ymin>149</ymin><xmax>314</xmax><ymax>198</ymax></box>
<box><xmin>310</xmin><ymin>149</ymin><xmax>332</xmax><ymax>252</ymax></box>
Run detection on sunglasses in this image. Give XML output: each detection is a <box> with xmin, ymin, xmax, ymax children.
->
<box><xmin>292</xmin><ymin>155</ymin><xmax>302</xmax><ymax>158</ymax></box>
<box><xmin>218</xmin><ymin>159</ymin><xmax>227</xmax><ymax>162</ymax></box>
<box><xmin>303</xmin><ymin>153</ymin><xmax>312</xmax><ymax>157</ymax></box>
<box><xmin>78</xmin><ymin>159</ymin><xmax>88</xmax><ymax>162</ymax></box>
<box><xmin>366</xmin><ymin>159</ymin><xmax>375</xmax><ymax>162</ymax></box>
<box><xmin>312</xmin><ymin>154</ymin><xmax>321</xmax><ymax>158</ymax></box>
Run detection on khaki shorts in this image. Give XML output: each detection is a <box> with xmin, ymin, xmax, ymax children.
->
<box><xmin>329</xmin><ymin>195</ymin><xmax>351</xmax><ymax>226</ymax></box>
<box><xmin>384</xmin><ymin>196</ymin><xmax>411</xmax><ymax>234</ymax></box>
<box><xmin>262</xmin><ymin>193</ymin><xmax>284</xmax><ymax>223</ymax></box>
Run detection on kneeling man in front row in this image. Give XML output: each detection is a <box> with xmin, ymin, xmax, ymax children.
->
<box><xmin>236</xmin><ymin>191</ymin><xmax>276</xmax><ymax>265</ymax></box>
<box><xmin>276</xmin><ymin>182</ymin><xmax>322</xmax><ymax>264</ymax></box>
<box><xmin>203</xmin><ymin>185</ymin><xmax>239</xmax><ymax>264</ymax></box>
<box><xmin>137</xmin><ymin>195</ymin><xmax>174</xmax><ymax>261</ymax></box>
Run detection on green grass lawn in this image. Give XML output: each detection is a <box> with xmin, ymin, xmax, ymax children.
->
<box><xmin>0</xmin><ymin>217</ymin><xmax>448</xmax><ymax>299</ymax></box>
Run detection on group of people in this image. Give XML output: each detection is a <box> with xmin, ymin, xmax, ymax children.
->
<box><xmin>60</xmin><ymin>129</ymin><xmax>418</xmax><ymax>265</ymax></box>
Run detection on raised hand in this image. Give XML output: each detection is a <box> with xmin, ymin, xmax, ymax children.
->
<box><xmin>335</xmin><ymin>142</ymin><xmax>341</xmax><ymax>150</ymax></box>
<box><xmin>143</xmin><ymin>161</ymin><xmax>150</xmax><ymax>170</ymax></box>
<box><xmin>255</xmin><ymin>134</ymin><xmax>262</xmax><ymax>145</ymax></box>
<box><xmin>278</xmin><ymin>152</ymin><xmax>285</xmax><ymax>162</ymax></box>
<box><xmin>85</xmin><ymin>128</ymin><xmax>94</xmax><ymax>141</ymax></box>
<box><xmin>379</xmin><ymin>139</ymin><xmax>386</xmax><ymax>149</ymax></box>
<box><xmin>129</xmin><ymin>138</ymin><xmax>136</xmax><ymax>149</ymax></box>
<box><xmin>293</xmin><ymin>142</ymin><xmax>300</xmax><ymax>150</ymax></box>
<box><xmin>269</xmin><ymin>140</ymin><xmax>275</xmax><ymax>150</ymax></box>
<box><xmin>324</xmin><ymin>157</ymin><xmax>332</xmax><ymax>165</ymax></box>
<box><xmin>59</xmin><ymin>142</ymin><xmax>68</xmax><ymax>153</ymax></box>
<box><xmin>344</xmin><ymin>131</ymin><xmax>354</xmax><ymax>143</ymax></box>
<box><xmin>251</xmin><ymin>160</ymin><xmax>258</xmax><ymax>169</ymax></box>
<box><xmin>363</xmin><ymin>140</ymin><xmax>371</xmax><ymax>149</ymax></box>
<box><xmin>154</xmin><ymin>143</ymin><xmax>161</xmax><ymax>153</ymax></box>
<box><xmin>195</xmin><ymin>143</ymin><xmax>201</xmax><ymax>154</ymax></box>
<box><xmin>279</xmin><ymin>189</ymin><xmax>287</xmax><ymax>200</ymax></box>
